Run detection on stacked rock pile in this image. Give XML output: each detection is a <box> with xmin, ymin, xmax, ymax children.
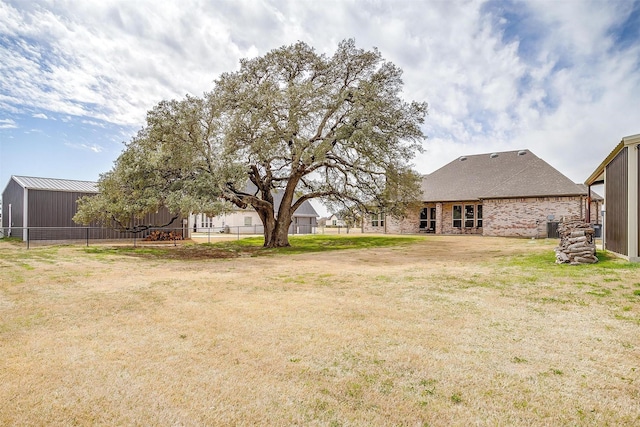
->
<box><xmin>554</xmin><ymin>218</ymin><xmax>598</xmax><ymax>264</ymax></box>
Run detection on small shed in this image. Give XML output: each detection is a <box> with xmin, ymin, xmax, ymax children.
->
<box><xmin>585</xmin><ymin>133</ymin><xmax>640</xmax><ymax>261</ymax></box>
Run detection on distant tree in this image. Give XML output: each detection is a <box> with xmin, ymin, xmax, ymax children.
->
<box><xmin>74</xmin><ymin>39</ymin><xmax>427</xmax><ymax>247</ymax></box>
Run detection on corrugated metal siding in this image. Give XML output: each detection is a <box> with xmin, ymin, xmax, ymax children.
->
<box><xmin>27</xmin><ymin>190</ymin><xmax>182</xmax><ymax>228</ymax></box>
<box><xmin>2</xmin><ymin>178</ymin><xmax>25</xmax><ymax>228</ymax></box>
<box><xmin>605</xmin><ymin>147</ymin><xmax>628</xmax><ymax>256</ymax></box>
<box><xmin>135</xmin><ymin>207</ymin><xmax>182</xmax><ymax>228</ymax></box>
<box><xmin>28</xmin><ymin>189</ymin><xmax>92</xmax><ymax>227</ymax></box>
<box><xmin>24</xmin><ymin>190</ymin><xmax>182</xmax><ymax>240</ymax></box>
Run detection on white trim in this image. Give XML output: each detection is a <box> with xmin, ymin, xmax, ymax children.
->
<box><xmin>23</xmin><ymin>188</ymin><xmax>28</xmax><ymax>241</ymax></box>
<box><xmin>627</xmin><ymin>141</ymin><xmax>639</xmax><ymax>259</ymax></box>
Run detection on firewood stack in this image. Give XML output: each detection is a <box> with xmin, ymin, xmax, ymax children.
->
<box><xmin>554</xmin><ymin>218</ymin><xmax>597</xmax><ymax>264</ymax></box>
<box><xmin>144</xmin><ymin>230</ymin><xmax>184</xmax><ymax>241</ymax></box>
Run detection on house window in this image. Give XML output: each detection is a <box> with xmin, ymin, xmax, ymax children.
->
<box><xmin>332</xmin><ymin>219</ymin><xmax>337</xmax><ymax>226</ymax></box>
<box><xmin>370</xmin><ymin>212</ymin><xmax>385</xmax><ymax>227</ymax></box>
<box><xmin>419</xmin><ymin>208</ymin><xmax>429</xmax><ymax>229</ymax></box>
<box><xmin>420</xmin><ymin>207</ymin><xmax>437</xmax><ymax>230</ymax></box>
<box><xmin>244</xmin><ymin>216</ymin><xmax>252</xmax><ymax>226</ymax></box>
<box><xmin>465</xmin><ymin>205</ymin><xmax>475</xmax><ymax>228</ymax></box>
<box><xmin>200</xmin><ymin>215</ymin><xmax>213</xmax><ymax>228</ymax></box>
<box><xmin>477</xmin><ymin>205</ymin><xmax>483</xmax><ymax>227</ymax></box>
<box><xmin>430</xmin><ymin>207</ymin><xmax>436</xmax><ymax>230</ymax></box>
<box><xmin>453</xmin><ymin>205</ymin><xmax>462</xmax><ymax>228</ymax></box>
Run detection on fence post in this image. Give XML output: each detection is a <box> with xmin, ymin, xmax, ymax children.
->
<box><xmin>208</xmin><ymin>227</ymin><xmax>211</xmax><ymax>244</ymax></box>
<box><xmin>86</xmin><ymin>227</ymin><xmax>89</xmax><ymax>247</ymax></box>
<box><xmin>27</xmin><ymin>228</ymin><xmax>30</xmax><ymax>249</ymax></box>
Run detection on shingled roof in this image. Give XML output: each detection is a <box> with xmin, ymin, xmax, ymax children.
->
<box><xmin>421</xmin><ymin>149</ymin><xmax>586</xmax><ymax>202</ymax></box>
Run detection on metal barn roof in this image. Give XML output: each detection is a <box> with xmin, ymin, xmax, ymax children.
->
<box><xmin>11</xmin><ymin>176</ymin><xmax>99</xmax><ymax>193</ymax></box>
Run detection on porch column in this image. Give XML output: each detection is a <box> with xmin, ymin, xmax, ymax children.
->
<box><xmin>23</xmin><ymin>188</ymin><xmax>28</xmax><ymax>241</ymax></box>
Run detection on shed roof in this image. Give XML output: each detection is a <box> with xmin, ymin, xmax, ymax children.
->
<box><xmin>576</xmin><ymin>184</ymin><xmax>604</xmax><ymax>201</ymax></box>
<box><xmin>421</xmin><ymin>149</ymin><xmax>585</xmax><ymax>202</ymax></box>
<box><xmin>11</xmin><ymin>175</ymin><xmax>98</xmax><ymax>193</ymax></box>
<box><xmin>585</xmin><ymin>133</ymin><xmax>640</xmax><ymax>186</ymax></box>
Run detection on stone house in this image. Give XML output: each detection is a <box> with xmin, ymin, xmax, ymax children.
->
<box><xmin>364</xmin><ymin>149</ymin><xmax>601</xmax><ymax>237</ymax></box>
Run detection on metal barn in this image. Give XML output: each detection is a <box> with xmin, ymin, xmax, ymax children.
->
<box><xmin>1</xmin><ymin>176</ymin><xmax>183</xmax><ymax>241</ymax></box>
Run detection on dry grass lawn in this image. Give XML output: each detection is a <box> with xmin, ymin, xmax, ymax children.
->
<box><xmin>1</xmin><ymin>235</ymin><xmax>639</xmax><ymax>426</ymax></box>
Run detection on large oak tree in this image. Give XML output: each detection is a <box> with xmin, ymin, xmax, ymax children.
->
<box><xmin>75</xmin><ymin>39</ymin><xmax>427</xmax><ymax>247</ymax></box>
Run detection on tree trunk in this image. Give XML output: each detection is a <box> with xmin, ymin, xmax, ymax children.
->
<box><xmin>266</xmin><ymin>219</ymin><xmax>291</xmax><ymax>247</ymax></box>
<box><xmin>254</xmin><ymin>206</ymin><xmax>276</xmax><ymax>247</ymax></box>
<box><xmin>265</xmin><ymin>205</ymin><xmax>293</xmax><ymax>248</ymax></box>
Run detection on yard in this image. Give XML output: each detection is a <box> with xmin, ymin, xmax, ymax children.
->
<box><xmin>1</xmin><ymin>235</ymin><xmax>639</xmax><ymax>426</ymax></box>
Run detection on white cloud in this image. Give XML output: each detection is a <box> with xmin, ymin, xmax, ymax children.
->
<box><xmin>81</xmin><ymin>119</ymin><xmax>106</xmax><ymax>128</ymax></box>
<box><xmin>64</xmin><ymin>142</ymin><xmax>104</xmax><ymax>153</ymax></box>
<box><xmin>0</xmin><ymin>118</ymin><xmax>18</xmax><ymax>129</ymax></box>
<box><xmin>32</xmin><ymin>113</ymin><xmax>48</xmax><ymax>119</ymax></box>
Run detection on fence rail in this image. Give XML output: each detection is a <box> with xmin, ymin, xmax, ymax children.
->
<box><xmin>1</xmin><ymin>226</ymin><xmax>186</xmax><ymax>248</ymax></box>
<box><xmin>1</xmin><ymin>224</ymin><xmax>322</xmax><ymax>248</ymax></box>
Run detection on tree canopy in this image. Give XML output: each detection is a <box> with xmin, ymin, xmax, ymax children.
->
<box><xmin>75</xmin><ymin>39</ymin><xmax>428</xmax><ymax>247</ymax></box>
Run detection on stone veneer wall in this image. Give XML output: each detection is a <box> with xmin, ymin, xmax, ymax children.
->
<box><xmin>362</xmin><ymin>209</ymin><xmax>421</xmax><ymax>234</ymax></box>
<box><xmin>482</xmin><ymin>196</ymin><xmax>584</xmax><ymax>237</ymax></box>
<box><xmin>438</xmin><ymin>201</ymin><xmax>483</xmax><ymax>235</ymax></box>
<box><xmin>362</xmin><ymin>196</ymin><xmax>585</xmax><ymax>237</ymax></box>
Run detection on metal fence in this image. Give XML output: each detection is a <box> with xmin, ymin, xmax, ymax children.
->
<box><xmin>1</xmin><ymin>224</ymin><xmax>321</xmax><ymax>248</ymax></box>
<box><xmin>191</xmin><ymin>224</ymin><xmax>318</xmax><ymax>243</ymax></box>
<box><xmin>1</xmin><ymin>227</ymin><xmax>187</xmax><ymax>248</ymax></box>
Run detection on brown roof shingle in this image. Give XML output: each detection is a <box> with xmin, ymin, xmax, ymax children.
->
<box><xmin>421</xmin><ymin>150</ymin><xmax>585</xmax><ymax>202</ymax></box>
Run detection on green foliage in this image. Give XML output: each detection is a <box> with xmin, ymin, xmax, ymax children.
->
<box><xmin>74</xmin><ymin>39</ymin><xmax>427</xmax><ymax>247</ymax></box>
<box><xmin>0</xmin><ymin>236</ymin><xmax>23</xmax><ymax>244</ymax></box>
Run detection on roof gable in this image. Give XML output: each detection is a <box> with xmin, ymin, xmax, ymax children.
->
<box><xmin>421</xmin><ymin>150</ymin><xmax>585</xmax><ymax>202</ymax></box>
<box><xmin>235</xmin><ymin>181</ymin><xmax>319</xmax><ymax>217</ymax></box>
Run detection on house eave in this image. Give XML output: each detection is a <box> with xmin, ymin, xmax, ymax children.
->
<box><xmin>585</xmin><ymin>134</ymin><xmax>640</xmax><ymax>186</ymax></box>
<box><xmin>423</xmin><ymin>193</ymin><xmax>585</xmax><ymax>203</ymax></box>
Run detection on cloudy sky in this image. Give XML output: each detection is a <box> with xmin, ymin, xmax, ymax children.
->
<box><xmin>1</xmin><ymin>0</ymin><xmax>639</xmax><ymax>213</ymax></box>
